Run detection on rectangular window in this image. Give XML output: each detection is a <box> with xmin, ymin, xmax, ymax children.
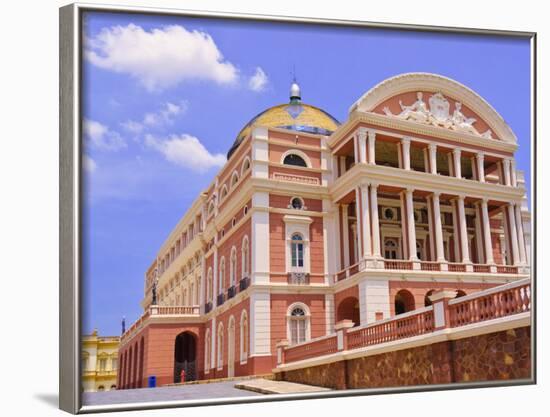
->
<box><xmin>99</xmin><ymin>358</ymin><xmax>107</xmax><ymax>371</ymax></box>
<box><xmin>111</xmin><ymin>358</ymin><xmax>117</xmax><ymax>370</ymax></box>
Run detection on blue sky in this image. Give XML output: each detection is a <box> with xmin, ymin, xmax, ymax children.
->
<box><xmin>82</xmin><ymin>12</ymin><xmax>531</xmax><ymax>336</ymax></box>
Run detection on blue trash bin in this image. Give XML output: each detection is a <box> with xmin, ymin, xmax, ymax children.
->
<box><xmin>148</xmin><ymin>376</ymin><xmax>156</xmax><ymax>388</ymax></box>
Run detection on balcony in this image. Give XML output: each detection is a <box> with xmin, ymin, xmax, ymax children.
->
<box><xmin>239</xmin><ymin>276</ymin><xmax>250</xmax><ymax>291</ymax></box>
<box><xmin>227</xmin><ymin>285</ymin><xmax>236</xmax><ymax>299</ymax></box>
<box><xmin>287</xmin><ymin>272</ymin><xmax>310</xmax><ymax>285</ymax></box>
<box><xmin>334</xmin><ymin>258</ymin><xmax>527</xmax><ymax>283</ymax></box>
<box><xmin>217</xmin><ymin>293</ymin><xmax>225</xmax><ymax>307</ymax></box>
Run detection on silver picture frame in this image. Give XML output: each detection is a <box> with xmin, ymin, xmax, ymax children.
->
<box><xmin>60</xmin><ymin>2</ymin><xmax>537</xmax><ymax>414</ymax></box>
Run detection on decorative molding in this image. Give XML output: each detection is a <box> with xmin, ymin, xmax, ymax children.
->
<box><xmin>348</xmin><ymin>72</ymin><xmax>517</xmax><ymax>144</ymax></box>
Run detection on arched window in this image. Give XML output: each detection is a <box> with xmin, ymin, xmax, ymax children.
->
<box><xmin>219</xmin><ymin>258</ymin><xmax>225</xmax><ymax>293</ymax></box>
<box><xmin>110</xmin><ymin>385</ymin><xmax>117</xmax><ymax>390</ymax></box>
<box><xmin>220</xmin><ymin>185</ymin><xmax>228</xmax><ymax>201</ymax></box>
<box><xmin>291</xmin><ymin>233</ymin><xmax>304</xmax><ymax>268</ymax></box>
<box><xmin>231</xmin><ymin>172</ymin><xmax>239</xmax><ymax>188</ymax></box>
<box><xmin>384</xmin><ymin>238</ymin><xmax>399</xmax><ymax>259</ymax></box>
<box><xmin>230</xmin><ymin>247</ymin><xmax>237</xmax><ymax>286</ymax></box>
<box><xmin>241</xmin><ymin>157</ymin><xmax>251</xmax><ymax>175</ymax></box>
<box><xmin>217</xmin><ymin>323</ymin><xmax>224</xmax><ymax>370</ymax></box>
<box><xmin>240</xmin><ymin>310</ymin><xmax>248</xmax><ymax>362</ymax></box>
<box><xmin>207</xmin><ymin>268</ymin><xmax>213</xmax><ymax>302</ymax></box>
<box><xmin>283</xmin><ymin>153</ymin><xmax>308</xmax><ymax>167</ymax></box>
<box><xmin>288</xmin><ymin>305</ymin><xmax>310</xmax><ymax>344</ymax></box>
<box><xmin>290</xmin><ymin>197</ymin><xmax>304</xmax><ymax>210</ymax></box>
<box><xmin>242</xmin><ymin>236</ymin><xmax>250</xmax><ymax>278</ymax></box>
<box><xmin>190</xmin><ymin>282</ymin><xmax>195</xmax><ymax>304</ymax></box>
<box><xmin>98</xmin><ymin>386</ymin><xmax>105</xmax><ymax>391</ymax></box>
<box><xmin>204</xmin><ymin>329</ymin><xmax>211</xmax><ymax>372</ymax></box>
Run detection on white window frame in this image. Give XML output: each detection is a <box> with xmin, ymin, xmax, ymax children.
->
<box><xmin>280</xmin><ymin>149</ymin><xmax>312</xmax><ymax>168</ymax></box>
<box><xmin>286</xmin><ymin>302</ymin><xmax>311</xmax><ymax>345</ymax></box>
<box><xmin>219</xmin><ymin>257</ymin><xmax>225</xmax><ymax>294</ymax></box>
<box><xmin>283</xmin><ymin>215</ymin><xmax>312</xmax><ymax>273</ymax></box>
<box><xmin>241</xmin><ymin>235</ymin><xmax>249</xmax><ymax>279</ymax></box>
<box><xmin>204</xmin><ymin>329</ymin><xmax>211</xmax><ymax>373</ymax></box>
<box><xmin>240</xmin><ymin>310</ymin><xmax>248</xmax><ymax>364</ymax></box>
<box><xmin>230</xmin><ymin>246</ymin><xmax>237</xmax><ymax>287</ymax></box>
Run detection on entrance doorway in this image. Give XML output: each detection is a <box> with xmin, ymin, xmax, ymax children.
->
<box><xmin>173</xmin><ymin>332</ymin><xmax>197</xmax><ymax>383</ymax></box>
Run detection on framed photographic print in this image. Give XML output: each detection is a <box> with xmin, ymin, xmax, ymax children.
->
<box><xmin>59</xmin><ymin>2</ymin><xmax>536</xmax><ymax>413</ymax></box>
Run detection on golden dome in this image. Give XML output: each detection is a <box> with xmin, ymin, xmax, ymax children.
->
<box><xmin>227</xmin><ymin>83</ymin><xmax>340</xmax><ymax>158</ymax></box>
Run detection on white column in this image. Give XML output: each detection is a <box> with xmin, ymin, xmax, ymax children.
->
<box><xmin>370</xmin><ymin>184</ymin><xmax>381</xmax><ymax>258</ymax></box>
<box><xmin>358</xmin><ymin>128</ymin><xmax>367</xmax><ymax>163</ymax></box>
<box><xmin>511</xmin><ymin>159</ymin><xmax>518</xmax><ymax>187</ymax></box>
<box><xmin>451</xmin><ymin>200</ymin><xmax>460</xmax><ymax>262</ymax></box>
<box><xmin>506</xmin><ymin>203</ymin><xmax>520</xmax><ymax>265</ymax></box>
<box><xmin>423</xmin><ymin>148</ymin><xmax>430</xmax><ymax>173</ymax></box>
<box><xmin>360</xmin><ymin>183</ymin><xmax>372</xmax><ymax>258</ymax></box>
<box><xmin>432</xmin><ymin>192</ymin><xmax>445</xmax><ymax>262</ymax></box>
<box><xmin>476</xmin><ymin>153</ymin><xmax>485</xmax><ymax>183</ymax></box>
<box><xmin>401</xmin><ymin>137</ymin><xmax>411</xmax><ymax>171</ymax></box>
<box><xmin>457</xmin><ymin>196</ymin><xmax>471</xmax><ymax>263</ymax></box>
<box><xmin>474</xmin><ymin>206</ymin><xmax>484</xmax><ymax>263</ymax></box>
<box><xmin>453</xmin><ymin>148</ymin><xmax>462</xmax><ymax>179</ymax></box>
<box><xmin>428</xmin><ymin>143</ymin><xmax>437</xmax><ymax>174</ymax></box>
<box><xmin>405</xmin><ymin>189</ymin><xmax>418</xmax><ymax>261</ymax></box>
<box><xmin>480</xmin><ymin>199</ymin><xmax>494</xmax><ymax>264</ymax></box>
<box><xmin>514</xmin><ymin>203</ymin><xmax>527</xmax><ymax>264</ymax></box>
<box><xmin>427</xmin><ymin>195</ymin><xmax>435</xmax><ymax>261</ymax></box>
<box><xmin>342</xmin><ymin>204</ymin><xmax>350</xmax><ymax>267</ymax></box>
<box><xmin>503</xmin><ymin>158</ymin><xmax>511</xmax><ymax>186</ymax></box>
<box><xmin>354</xmin><ymin>187</ymin><xmax>363</xmax><ymax>260</ymax></box>
<box><xmin>353</xmin><ymin>135</ymin><xmax>359</xmax><ymax>165</ymax></box>
<box><xmin>368</xmin><ymin>130</ymin><xmax>376</xmax><ymax>164</ymax></box>
<box><xmin>339</xmin><ymin>156</ymin><xmax>346</xmax><ymax>176</ymax></box>
<box><xmin>399</xmin><ymin>192</ymin><xmax>408</xmax><ymax>260</ymax></box>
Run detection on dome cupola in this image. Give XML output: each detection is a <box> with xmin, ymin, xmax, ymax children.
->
<box><xmin>227</xmin><ymin>80</ymin><xmax>340</xmax><ymax>158</ymax></box>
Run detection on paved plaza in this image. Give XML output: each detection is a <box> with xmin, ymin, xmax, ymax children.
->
<box><xmin>82</xmin><ymin>380</ymin><xmax>264</xmax><ymax>406</ymax></box>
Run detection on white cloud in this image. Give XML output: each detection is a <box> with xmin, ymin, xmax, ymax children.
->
<box><xmin>145</xmin><ymin>134</ymin><xmax>226</xmax><ymax>172</ymax></box>
<box><xmin>144</xmin><ymin>101</ymin><xmax>188</xmax><ymax>127</ymax></box>
<box><xmin>83</xmin><ymin>119</ymin><xmax>126</xmax><ymax>151</ymax></box>
<box><xmin>83</xmin><ymin>155</ymin><xmax>97</xmax><ymax>173</ymax></box>
<box><xmin>85</xmin><ymin>24</ymin><xmax>238</xmax><ymax>91</ymax></box>
<box><xmin>120</xmin><ymin>120</ymin><xmax>144</xmax><ymax>135</ymax></box>
<box><xmin>121</xmin><ymin>101</ymin><xmax>188</xmax><ymax>136</ymax></box>
<box><xmin>248</xmin><ymin>67</ymin><xmax>269</xmax><ymax>92</ymax></box>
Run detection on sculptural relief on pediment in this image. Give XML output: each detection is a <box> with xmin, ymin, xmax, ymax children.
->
<box><xmin>380</xmin><ymin>91</ymin><xmax>494</xmax><ymax>139</ymax></box>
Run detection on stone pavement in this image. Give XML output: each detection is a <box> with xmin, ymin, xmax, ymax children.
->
<box><xmin>82</xmin><ymin>380</ymin><xmax>263</xmax><ymax>406</ymax></box>
<box><xmin>235</xmin><ymin>378</ymin><xmax>331</xmax><ymax>394</ymax></box>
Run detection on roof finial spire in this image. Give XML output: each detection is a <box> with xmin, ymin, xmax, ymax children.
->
<box><xmin>290</xmin><ymin>66</ymin><xmax>301</xmax><ymax>103</ymax></box>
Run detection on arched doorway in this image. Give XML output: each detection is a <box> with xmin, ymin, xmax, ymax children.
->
<box><xmin>455</xmin><ymin>289</ymin><xmax>467</xmax><ymax>298</ymax></box>
<box><xmin>173</xmin><ymin>332</ymin><xmax>197</xmax><ymax>383</ymax></box>
<box><xmin>424</xmin><ymin>289</ymin><xmax>435</xmax><ymax>307</ymax></box>
<box><xmin>394</xmin><ymin>289</ymin><xmax>415</xmax><ymax>315</ymax></box>
<box><xmin>336</xmin><ymin>297</ymin><xmax>360</xmax><ymax>327</ymax></box>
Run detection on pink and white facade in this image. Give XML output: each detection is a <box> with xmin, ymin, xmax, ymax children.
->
<box><xmin>117</xmin><ymin>73</ymin><xmax>531</xmax><ymax>389</ymax></box>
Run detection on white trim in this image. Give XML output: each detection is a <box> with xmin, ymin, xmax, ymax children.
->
<box><xmin>280</xmin><ymin>148</ymin><xmax>313</xmax><ymax>168</ymax></box>
<box><xmin>286</xmin><ymin>302</ymin><xmax>312</xmax><ymax>344</ymax></box>
<box><xmin>348</xmin><ymin>72</ymin><xmax>517</xmax><ymax>144</ymax></box>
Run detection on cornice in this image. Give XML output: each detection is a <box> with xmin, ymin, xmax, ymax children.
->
<box><xmin>330</xmin><ymin>163</ymin><xmax>526</xmax><ymax>203</ymax></box>
<box><xmin>330</xmin><ymin>111</ymin><xmax>518</xmax><ymax>155</ymax></box>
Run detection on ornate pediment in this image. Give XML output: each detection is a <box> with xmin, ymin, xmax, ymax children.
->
<box><xmin>382</xmin><ymin>91</ymin><xmax>493</xmax><ymax>139</ymax></box>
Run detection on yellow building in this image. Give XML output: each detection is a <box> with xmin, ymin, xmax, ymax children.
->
<box><xmin>82</xmin><ymin>330</ymin><xmax>120</xmax><ymax>392</ymax></box>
